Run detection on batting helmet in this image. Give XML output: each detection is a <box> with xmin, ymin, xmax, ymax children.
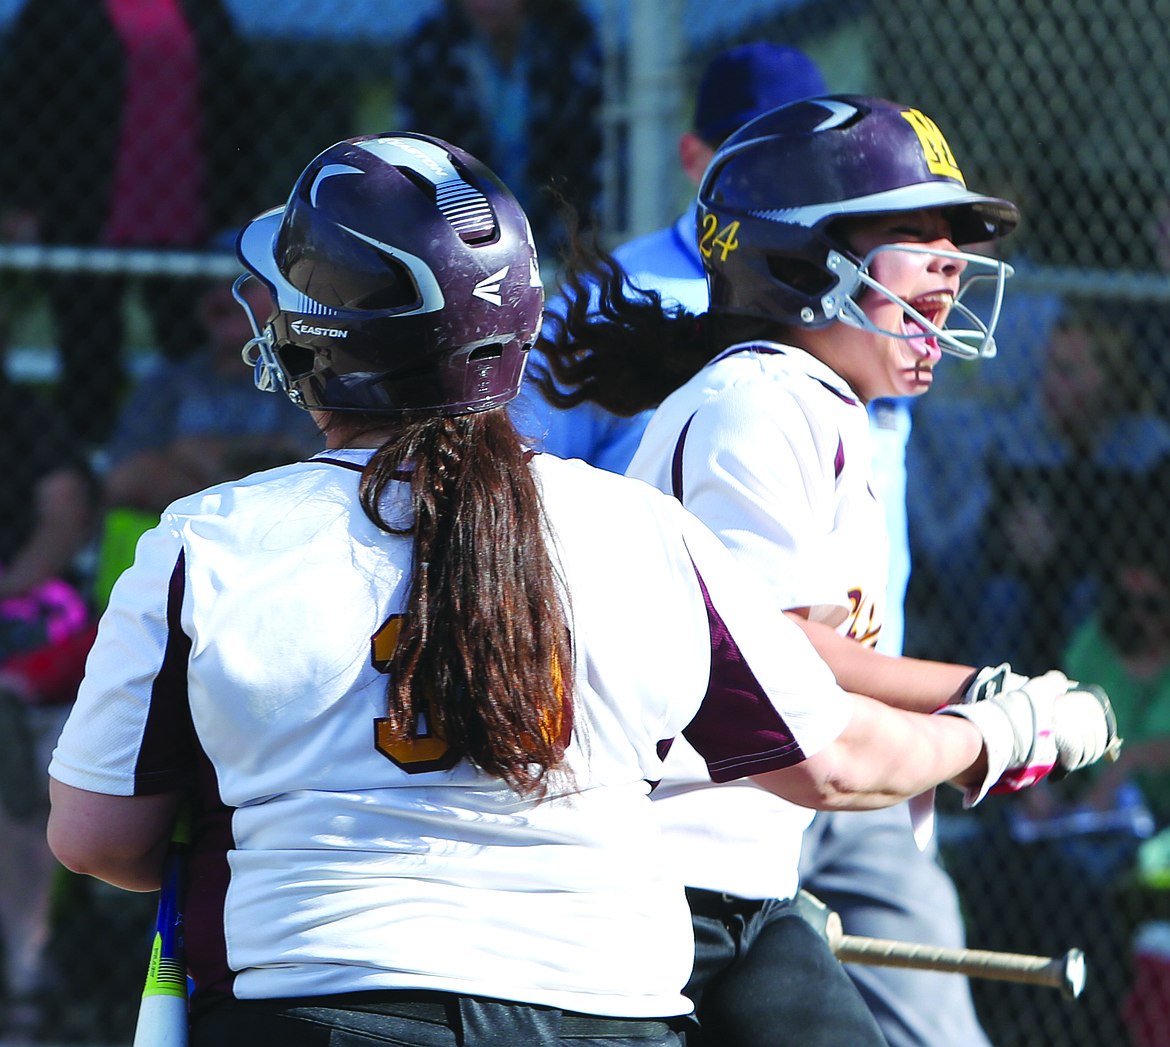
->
<box><xmin>235</xmin><ymin>133</ymin><xmax>544</xmax><ymax>415</ymax></box>
<box><xmin>697</xmin><ymin>95</ymin><xmax>1020</xmax><ymax>358</ymax></box>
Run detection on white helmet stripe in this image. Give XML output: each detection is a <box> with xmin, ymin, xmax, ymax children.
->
<box><xmin>236</xmin><ymin>209</ymin><xmax>447</xmax><ymax>318</ymax></box>
<box><xmin>809</xmin><ymin>98</ymin><xmax>859</xmax><ymax>132</ymax></box>
<box><xmin>309</xmin><ymin>164</ymin><xmax>363</xmax><ymax>207</ymax></box>
<box><xmin>751</xmin><ymin>182</ymin><xmax>1007</xmax><ymax>231</ymax></box>
<box><xmin>335</xmin><ymin>224</ymin><xmax>447</xmax><ymax>314</ymax></box>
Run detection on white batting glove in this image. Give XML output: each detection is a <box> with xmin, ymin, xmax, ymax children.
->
<box><xmin>958</xmin><ymin>662</ymin><xmax>1031</xmax><ymax>704</ymax></box>
<box><xmin>960</xmin><ymin>664</ymin><xmax>1122</xmax><ymax>779</ymax></box>
<box><xmin>1050</xmin><ymin>682</ymin><xmax>1123</xmax><ymax>780</ymax></box>
<box><xmin>939</xmin><ymin>669</ymin><xmax>1068</xmax><ymax>806</ymax></box>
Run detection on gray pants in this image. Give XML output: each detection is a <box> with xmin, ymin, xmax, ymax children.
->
<box><xmin>800</xmin><ymin>805</ymin><xmax>993</xmax><ymax>1047</ymax></box>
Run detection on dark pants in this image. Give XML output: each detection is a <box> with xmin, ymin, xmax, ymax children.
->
<box><xmin>800</xmin><ymin>807</ymin><xmax>990</xmax><ymax>1047</ymax></box>
<box><xmin>190</xmin><ymin>990</ymin><xmax>685</xmax><ymax>1047</ymax></box>
<box><xmin>683</xmin><ymin>889</ymin><xmax>887</xmax><ymax>1047</ymax></box>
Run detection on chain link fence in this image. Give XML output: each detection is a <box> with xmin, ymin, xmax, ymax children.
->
<box><xmin>866</xmin><ymin>5</ymin><xmax>1170</xmax><ymax>1044</ymax></box>
<box><xmin>0</xmin><ymin>1</ymin><xmax>1167</xmax><ymax>1044</ymax></box>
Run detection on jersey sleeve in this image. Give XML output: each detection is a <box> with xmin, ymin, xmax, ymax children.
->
<box><xmin>666</xmin><ymin>502</ymin><xmax>854</xmax><ymax>781</ymax></box>
<box><xmin>49</xmin><ymin>518</ymin><xmax>197</xmax><ymax>797</ymax></box>
<box><xmin>677</xmin><ymin>379</ymin><xmax>851</xmax><ymax>621</ymax></box>
<box><xmin>537</xmin><ymin>458</ymin><xmax>852</xmax><ymax>788</ymax></box>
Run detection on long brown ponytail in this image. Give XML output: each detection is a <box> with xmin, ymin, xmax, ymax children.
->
<box><xmin>358</xmin><ymin>408</ymin><xmax>572</xmax><ymax>796</ymax></box>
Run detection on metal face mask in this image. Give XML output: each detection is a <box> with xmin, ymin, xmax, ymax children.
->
<box><xmin>821</xmin><ymin>243</ymin><xmax>1014</xmax><ymax>359</ymax></box>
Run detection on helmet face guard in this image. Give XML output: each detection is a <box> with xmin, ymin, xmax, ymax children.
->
<box><xmin>698</xmin><ymin>96</ymin><xmax>1020</xmax><ymax>360</ymax></box>
<box><xmin>235</xmin><ymin>134</ymin><xmax>544</xmax><ymax>415</ymax></box>
<box><xmin>823</xmin><ymin>244</ymin><xmax>1014</xmax><ymax>359</ymax></box>
<box><xmin>233</xmin><ymin>269</ymin><xmax>287</xmax><ymax>395</ymax></box>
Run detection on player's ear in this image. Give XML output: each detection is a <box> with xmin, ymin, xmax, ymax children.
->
<box><xmin>679</xmin><ymin>132</ymin><xmax>716</xmax><ymax>187</ymax></box>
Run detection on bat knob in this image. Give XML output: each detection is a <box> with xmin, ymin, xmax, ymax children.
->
<box><xmin>794</xmin><ymin>889</ymin><xmax>840</xmax><ymax>946</ymax></box>
<box><xmin>1060</xmin><ymin>948</ymin><xmax>1086</xmax><ymax>999</ymax></box>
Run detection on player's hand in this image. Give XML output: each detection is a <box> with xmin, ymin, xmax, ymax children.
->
<box><xmin>1049</xmin><ymin>683</ymin><xmax>1122</xmax><ymax>780</ymax></box>
<box><xmin>959</xmin><ymin>666</ymin><xmax>1122</xmax><ymax>771</ymax></box>
<box><xmin>959</xmin><ymin>662</ymin><xmax>1030</xmax><ymax>704</ymax></box>
<box><xmin>940</xmin><ymin>670</ymin><xmax>1068</xmax><ymax>805</ymax></box>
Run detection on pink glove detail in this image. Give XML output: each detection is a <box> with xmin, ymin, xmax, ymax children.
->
<box><xmin>939</xmin><ymin>670</ymin><xmax>1067</xmax><ymax>806</ymax></box>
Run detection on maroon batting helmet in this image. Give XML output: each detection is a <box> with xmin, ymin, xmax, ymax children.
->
<box><xmin>235</xmin><ymin>133</ymin><xmax>544</xmax><ymax>415</ymax></box>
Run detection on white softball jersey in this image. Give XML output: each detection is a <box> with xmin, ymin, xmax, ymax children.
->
<box><xmin>628</xmin><ymin>342</ymin><xmax>889</xmax><ymax>900</ymax></box>
<box><xmin>50</xmin><ymin>448</ymin><xmax>851</xmax><ymax>1018</ymax></box>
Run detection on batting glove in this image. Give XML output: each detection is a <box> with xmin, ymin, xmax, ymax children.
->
<box><xmin>958</xmin><ymin>662</ymin><xmax>1031</xmax><ymax>704</ymax></box>
<box><xmin>958</xmin><ymin>667</ymin><xmax>1122</xmax><ymax>769</ymax></box>
<box><xmin>1049</xmin><ymin>682</ymin><xmax>1123</xmax><ymax>781</ymax></box>
<box><xmin>939</xmin><ymin>669</ymin><xmax>1068</xmax><ymax>806</ymax></box>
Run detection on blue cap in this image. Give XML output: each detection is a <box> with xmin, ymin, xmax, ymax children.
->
<box><xmin>693</xmin><ymin>42</ymin><xmax>827</xmax><ymax>145</ymax></box>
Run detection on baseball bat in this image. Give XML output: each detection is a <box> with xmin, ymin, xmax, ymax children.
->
<box><xmin>798</xmin><ymin>891</ymin><xmax>1086</xmax><ymax>999</ymax></box>
<box><xmin>830</xmin><ymin>927</ymin><xmax>1085</xmax><ymax>999</ymax></box>
<box><xmin>132</xmin><ymin>811</ymin><xmax>192</xmax><ymax>1047</ymax></box>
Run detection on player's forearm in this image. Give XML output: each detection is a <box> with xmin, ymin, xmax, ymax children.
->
<box><xmin>753</xmin><ymin>693</ymin><xmax>986</xmax><ymax>809</ymax></box>
<box><xmin>785</xmin><ymin>612</ymin><xmax>974</xmax><ymax>712</ymax></box>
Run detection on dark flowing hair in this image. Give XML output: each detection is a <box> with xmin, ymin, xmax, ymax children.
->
<box><xmin>354</xmin><ymin>408</ymin><xmax>572</xmax><ymax>796</ymax></box>
<box><xmin>532</xmin><ymin>214</ymin><xmax>862</xmax><ymax>417</ymax></box>
<box><xmin>531</xmin><ymin>225</ymin><xmax>719</xmax><ymax>418</ymax></box>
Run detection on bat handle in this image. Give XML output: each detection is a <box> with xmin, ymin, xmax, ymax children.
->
<box><xmin>132</xmin><ymin>811</ymin><xmax>192</xmax><ymax>1047</ymax></box>
<box><xmin>828</xmin><ymin>910</ymin><xmax>1086</xmax><ymax>1000</ymax></box>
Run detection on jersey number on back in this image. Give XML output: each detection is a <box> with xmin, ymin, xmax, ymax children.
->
<box><xmin>370</xmin><ymin>614</ymin><xmax>462</xmax><ymax>774</ymax></box>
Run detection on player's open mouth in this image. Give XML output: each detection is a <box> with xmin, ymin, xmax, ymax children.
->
<box><xmin>902</xmin><ymin>292</ymin><xmax>953</xmax><ymax>358</ymax></box>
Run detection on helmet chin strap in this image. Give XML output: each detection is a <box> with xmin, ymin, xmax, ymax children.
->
<box><xmin>822</xmin><ymin>246</ymin><xmax>1014</xmax><ymax>360</ymax></box>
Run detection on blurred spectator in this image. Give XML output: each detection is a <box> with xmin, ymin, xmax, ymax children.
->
<box><xmin>95</xmin><ymin>278</ymin><xmax>323</xmax><ymax>608</ymax></box>
<box><xmin>397</xmin><ymin>0</ymin><xmax>602</xmax><ymax>255</ymax></box>
<box><xmin>0</xmin><ymin>368</ymin><xmax>97</xmax><ymax>1044</ymax></box>
<box><xmin>0</xmin><ymin>0</ymin><xmax>264</xmax><ymax>448</ymax></box>
<box><xmin>902</xmin><ymin>173</ymin><xmax>1065</xmax><ymax>663</ymax></box>
<box><xmin>940</xmin><ymin>460</ymin><xmax>1170</xmax><ymax>1047</ymax></box>
<box><xmin>1062</xmin><ymin>458</ymin><xmax>1170</xmax><ymax>826</ymax></box>
<box><xmin>102</xmin><ymin>278</ymin><xmax>322</xmax><ymax>513</ymax></box>
<box><xmin>909</xmin><ymin>300</ymin><xmax>1170</xmax><ymax>674</ymax></box>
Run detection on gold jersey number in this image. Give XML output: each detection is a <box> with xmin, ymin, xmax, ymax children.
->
<box><xmin>370</xmin><ymin>614</ymin><xmax>461</xmax><ymax>774</ymax></box>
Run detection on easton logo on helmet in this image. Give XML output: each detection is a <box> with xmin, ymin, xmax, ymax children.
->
<box><xmin>291</xmin><ymin>319</ymin><xmax>348</xmax><ymax>338</ymax></box>
<box><xmin>472</xmin><ymin>265</ymin><xmax>509</xmax><ymax>306</ymax></box>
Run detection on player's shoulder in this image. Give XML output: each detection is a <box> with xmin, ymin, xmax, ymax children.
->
<box><xmin>533</xmin><ymin>451</ymin><xmax>675</xmax><ymax>505</ymax></box>
<box><xmin>664</xmin><ymin>342</ymin><xmax>840</xmax><ymax>419</ymax></box>
<box><xmin>533</xmin><ymin>452</ymin><xmax>697</xmax><ymax>532</ymax></box>
<box><xmin>164</xmin><ymin>455</ymin><xmax>356</xmax><ymax>521</ymax></box>
<box><xmin>532</xmin><ymin>454</ymin><xmax>708</xmax><ymax>584</ymax></box>
<box><xmin>717</xmin><ymin>342</ymin><xmax>857</xmax><ymax>396</ymax></box>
